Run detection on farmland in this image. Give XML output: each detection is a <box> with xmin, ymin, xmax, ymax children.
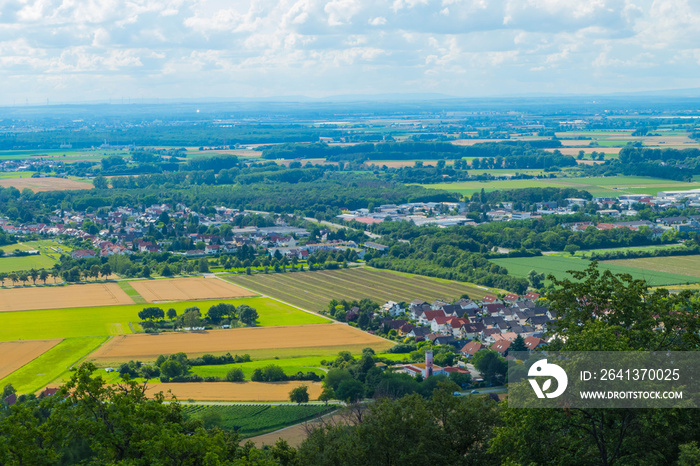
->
<box><xmin>0</xmin><ymin>339</ymin><xmax>61</xmax><ymax>379</ymax></box>
<box><xmin>189</xmin><ymin>356</ymin><xmax>330</xmax><ymax>380</ymax></box>
<box><xmin>0</xmin><ymin>176</ymin><xmax>92</xmax><ymax>192</ymax></box>
<box><xmin>0</xmin><ymin>254</ymin><xmax>57</xmax><ymax>274</ymax></box>
<box><xmin>0</xmin><ymin>282</ymin><xmax>134</xmax><ymax>312</ymax></box>
<box><xmin>0</xmin><ymin>297</ymin><xmax>328</xmax><ymax>341</ymax></box>
<box><xmin>491</xmin><ymin>256</ymin><xmax>700</xmax><ymax>286</ymax></box>
<box><xmin>88</xmin><ymin>323</ymin><xmax>392</xmax><ymax>362</ymax></box>
<box><xmin>183</xmin><ymin>404</ymin><xmax>334</xmax><ymax>437</ymax></box>
<box><xmin>605</xmin><ymin>255</ymin><xmax>700</xmax><ymax>278</ymax></box>
<box><xmin>0</xmin><ymin>337</ymin><xmax>107</xmax><ymax>394</ymax></box>
<box><xmin>145</xmin><ymin>381</ymin><xmax>323</xmax><ymax>402</ymax></box>
<box><xmin>128</xmin><ymin>277</ymin><xmax>256</xmax><ymax>302</ymax></box>
<box><xmin>224</xmin><ymin>267</ymin><xmax>500</xmax><ymax>313</ymax></box>
<box><xmin>422</xmin><ymin>176</ymin><xmax>700</xmax><ymax>198</ymax></box>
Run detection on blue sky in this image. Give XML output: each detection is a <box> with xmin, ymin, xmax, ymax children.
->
<box><xmin>0</xmin><ymin>0</ymin><xmax>699</xmax><ymax>104</ymax></box>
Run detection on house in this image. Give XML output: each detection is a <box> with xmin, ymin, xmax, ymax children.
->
<box><xmin>461</xmin><ymin>322</ymin><xmax>486</xmax><ymax>340</ymax></box>
<box><xmin>3</xmin><ymin>393</ymin><xmax>16</xmax><ymax>406</ymax></box>
<box><xmin>491</xmin><ymin>340</ymin><xmax>511</xmax><ymax>357</ymax></box>
<box><xmin>418</xmin><ymin>309</ymin><xmax>446</xmax><ymax>326</ymax></box>
<box><xmin>524</xmin><ymin>292</ymin><xmax>540</xmax><ymax>300</ymax></box>
<box><xmin>503</xmin><ymin>293</ymin><xmax>520</xmax><ymax>303</ymax></box>
<box><xmin>382</xmin><ymin>301</ymin><xmax>405</xmax><ymax>316</ymax></box>
<box><xmin>39</xmin><ymin>387</ymin><xmax>60</xmax><ymax>398</ymax></box>
<box><xmin>460</xmin><ymin>340</ymin><xmax>484</xmax><ymax>358</ymax></box>
<box><xmin>524</xmin><ymin>336</ymin><xmax>544</xmax><ymax>350</ymax></box>
<box><xmin>482</xmin><ymin>303</ymin><xmax>506</xmax><ymax>315</ymax></box>
<box><xmin>400</xmin><ymin>363</ymin><xmax>446</xmax><ymax>378</ymax></box>
<box><xmin>398</xmin><ymin>323</ymin><xmax>415</xmax><ymax>336</ymax></box>
<box><xmin>71</xmin><ymin>249</ymin><xmax>96</xmax><ymax>259</ymax></box>
<box><xmin>408</xmin><ymin>326</ymin><xmax>431</xmax><ymax>341</ymax></box>
<box><xmin>481</xmin><ymin>295</ymin><xmax>498</xmax><ymax>304</ymax></box>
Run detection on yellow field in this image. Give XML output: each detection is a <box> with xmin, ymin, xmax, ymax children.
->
<box><xmin>0</xmin><ymin>177</ymin><xmax>92</xmax><ymax>192</ymax></box>
<box><xmin>88</xmin><ymin>323</ymin><xmax>393</xmax><ymax>362</ymax></box>
<box><xmin>0</xmin><ymin>283</ymin><xmax>133</xmax><ymax>312</ymax></box>
<box><xmin>129</xmin><ymin>277</ymin><xmax>255</xmax><ymax>302</ymax></box>
<box><xmin>147</xmin><ymin>381</ymin><xmax>322</xmax><ymax>402</ymax></box>
<box><xmin>0</xmin><ymin>339</ymin><xmax>62</xmax><ymax>379</ymax></box>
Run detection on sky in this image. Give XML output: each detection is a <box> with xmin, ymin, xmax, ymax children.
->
<box><xmin>1</xmin><ymin>0</ymin><xmax>699</xmax><ymax>104</ymax></box>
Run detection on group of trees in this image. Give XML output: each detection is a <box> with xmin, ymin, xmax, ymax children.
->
<box><xmin>137</xmin><ymin>303</ymin><xmax>259</xmax><ymax>331</ymax></box>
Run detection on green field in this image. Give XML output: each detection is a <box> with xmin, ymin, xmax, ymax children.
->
<box><xmin>605</xmin><ymin>255</ymin><xmax>700</xmax><ymax>278</ymax></box>
<box><xmin>422</xmin><ymin>176</ymin><xmax>700</xmax><ymax>198</ymax></box>
<box><xmin>183</xmin><ymin>404</ymin><xmax>335</xmax><ymax>438</ymax></box>
<box><xmin>0</xmin><ymin>239</ymin><xmax>71</xmax><ymax>274</ymax></box>
<box><xmin>0</xmin><ymin>297</ymin><xmax>330</xmax><ymax>341</ymax></box>
<box><xmin>117</xmin><ymin>281</ymin><xmax>147</xmax><ymax>303</ymax></box>
<box><xmin>563</xmin><ymin>243</ymin><xmax>687</xmax><ymax>259</ymax></box>
<box><xmin>190</xmin><ymin>356</ymin><xmax>328</xmax><ymax>380</ymax></box>
<box><xmin>491</xmin><ymin>256</ymin><xmax>700</xmax><ymax>287</ymax></box>
<box><xmin>0</xmin><ymin>254</ymin><xmax>57</xmax><ymax>274</ymax></box>
<box><xmin>0</xmin><ymin>336</ymin><xmax>107</xmax><ymax>394</ymax></box>
<box><xmin>0</xmin><ymin>171</ymin><xmax>34</xmax><ymax>179</ymax></box>
<box><xmin>223</xmin><ymin>267</ymin><xmax>501</xmax><ymax>313</ymax></box>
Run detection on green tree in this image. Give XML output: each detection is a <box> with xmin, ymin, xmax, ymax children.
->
<box><xmin>226</xmin><ymin>368</ymin><xmax>245</xmax><ymax>382</ymax></box>
<box><xmin>289</xmin><ymin>385</ymin><xmax>310</xmax><ymax>404</ymax></box>
<box><xmin>239</xmin><ymin>305</ymin><xmax>259</xmax><ymax>326</ymax></box>
<box><xmin>198</xmin><ymin>257</ymin><xmax>210</xmax><ymax>273</ymax></box>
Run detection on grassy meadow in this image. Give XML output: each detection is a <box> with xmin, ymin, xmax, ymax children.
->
<box><xmin>491</xmin><ymin>256</ymin><xmax>700</xmax><ymax>287</ymax></box>
<box><xmin>0</xmin><ymin>337</ymin><xmax>107</xmax><ymax>394</ymax></box>
<box><xmin>0</xmin><ymin>297</ymin><xmax>330</xmax><ymax>341</ymax></box>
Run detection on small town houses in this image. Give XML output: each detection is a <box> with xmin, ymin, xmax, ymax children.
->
<box><xmin>375</xmin><ymin>292</ymin><xmax>552</xmax><ymax>362</ymax></box>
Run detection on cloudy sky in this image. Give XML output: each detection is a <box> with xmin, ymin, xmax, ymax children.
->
<box><xmin>0</xmin><ymin>0</ymin><xmax>699</xmax><ymax>104</ymax></box>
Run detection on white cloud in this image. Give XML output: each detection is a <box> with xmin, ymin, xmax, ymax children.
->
<box><xmin>0</xmin><ymin>0</ymin><xmax>697</xmax><ymax>102</ymax></box>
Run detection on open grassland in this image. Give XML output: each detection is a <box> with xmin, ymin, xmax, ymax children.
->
<box><xmin>0</xmin><ymin>339</ymin><xmax>61</xmax><ymax>379</ymax></box>
<box><xmin>0</xmin><ymin>253</ymin><xmax>57</xmax><ymax>274</ymax></box>
<box><xmin>491</xmin><ymin>256</ymin><xmax>700</xmax><ymax>286</ymax></box>
<box><xmin>423</xmin><ymin>176</ymin><xmax>700</xmax><ymax>198</ymax></box>
<box><xmin>605</xmin><ymin>255</ymin><xmax>700</xmax><ymax>278</ymax></box>
<box><xmin>0</xmin><ymin>282</ymin><xmax>134</xmax><ymax>312</ymax></box>
<box><xmin>183</xmin><ymin>405</ymin><xmax>334</xmax><ymax>438</ymax></box>
<box><xmin>0</xmin><ymin>176</ymin><xmax>92</xmax><ymax>192</ymax></box>
<box><xmin>0</xmin><ymin>337</ymin><xmax>107</xmax><ymax>394</ymax></box>
<box><xmin>146</xmin><ymin>381</ymin><xmax>323</xmax><ymax>402</ymax></box>
<box><xmin>190</xmin><ymin>356</ymin><xmax>330</xmax><ymax>380</ymax></box>
<box><xmin>0</xmin><ymin>297</ymin><xmax>327</xmax><ymax>341</ymax></box>
<box><xmin>87</xmin><ymin>324</ymin><xmax>392</xmax><ymax>362</ymax></box>
<box><xmin>128</xmin><ymin>277</ymin><xmax>256</xmax><ymax>302</ymax></box>
<box><xmin>551</xmin><ymin>243</ymin><xmax>687</xmax><ymax>259</ymax></box>
<box><xmin>223</xmin><ymin>267</ymin><xmax>498</xmax><ymax>313</ymax></box>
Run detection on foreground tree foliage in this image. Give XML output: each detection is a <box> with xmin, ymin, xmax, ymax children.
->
<box><xmin>492</xmin><ymin>263</ymin><xmax>700</xmax><ymax>466</ymax></box>
<box><xmin>0</xmin><ymin>364</ymin><xmax>287</xmax><ymax>465</ymax></box>
<box><xmin>297</xmin><ymin>388</ymin><xmax>500</xmax><ymax>466</ymax></box>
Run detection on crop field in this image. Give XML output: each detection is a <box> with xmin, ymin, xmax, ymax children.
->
<box><xmin>183</xmin><ymin>405</ymin><xmax>334</xmax><ymax>437</ymax></box>
<box><xmin>145</xmin><ymin>381</ymin><xmax>323</xmax><ymax>402</ymax></box>
<box><xmin>422</xmin><ymin>176</ymin><xmax>700</xmax><ymax>198</ymax></box>
<box><xmin>128</xmin><ymin>277</ymin><xmax>256</xmax><ymax>302</ymax></box>
<box><xmin>87</xmin><ymin>323</ymin><xmax>392</xmax><ymax>362</ymax></box>
<box><xmin>190</xmin><ymin>356</ymin><xmax>331</xmax><ymax>380</ymax></box>
<box><xmin>605</xmin><ymin>255</ymin><xmax>700</xmax><ymax>278</ymax></box>
<box><xmin>0</xmin><ymin>282</ymin><xmax>134</xmax><ymax>312</ymax></box>
<box><xmin>224</xmin><ymin>267</ymin><xmax>499</xmax><ymax>313</ymax></box>
<box><xmin>491</xmin><ymin>256</ymin><xmax>700</xmax><ymax>286</ymax></box>
<box><xmin>0</xmin><ymin>297</ymin><xmax>328</xmax><ymax>341</ymax></box>
<box><xmin>0</xmin><ymin>176</ymin><xmax>92</xmax><ymax>191</ymax></box>
<box><xmin>0</xmin><ymin>339</ymin><xmax>61</xmax><ymax>379</ymax></box>
<box><xmin>0</xmin><ymin>337</ymin><xmax>107</xmax><ymax>394</ymax></box>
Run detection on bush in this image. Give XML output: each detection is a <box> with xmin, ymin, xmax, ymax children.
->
<box><xmin>226</xmin><ymin>368</ymin><xmax>245</xmax><ymax>382</ymax></box>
